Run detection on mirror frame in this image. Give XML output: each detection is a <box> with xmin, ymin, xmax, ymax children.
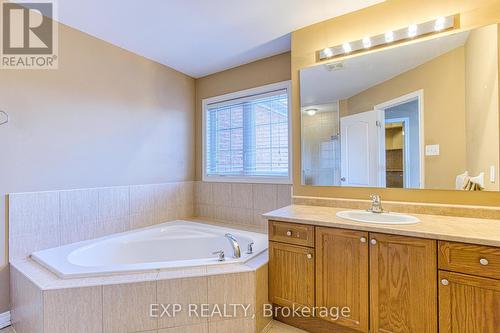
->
<box><xmin>291</xmin><ymin>0</ymin><xmax>500</xmax><ymax>206</ymax></box>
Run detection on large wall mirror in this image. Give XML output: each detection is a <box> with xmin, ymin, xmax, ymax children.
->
<box><xmin>300</xmin><ymin>24</ymin><xmax>499</xmax><ymax>192</ymax></box>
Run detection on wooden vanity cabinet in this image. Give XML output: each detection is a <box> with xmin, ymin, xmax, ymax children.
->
<box><xmin>316</xmin><ymin>227</ymin><xmax>369</xmax><ymax>332</ymax></box>
<box><xmin>438</xmin><ymin>241</ymin><xmax>500</xmax><ymax>333</ymax></box>
<box><xmin>439</xmin><ymin>271</ymin><xmax>500</xmax><ymax>333</ymax></box>
<box><xmin>268</xmin><ymin>222</ymin><xmax>315</xmax><ymax>308</ymax></box>
<box><xmin>370</xmin><ymin>233</ymin><xmax>437</xmax><ymax>333</ymax></box>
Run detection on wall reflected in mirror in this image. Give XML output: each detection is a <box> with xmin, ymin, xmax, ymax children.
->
<box><xmin>300</xmin><ymin>24</ymin><xmax>499</xmax><ymax>191</ymax></box>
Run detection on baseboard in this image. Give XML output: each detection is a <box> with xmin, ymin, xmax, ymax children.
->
<box><xmin>0</xmin><ymin>311</ymin><xmax>11</xmax><ymax>329</ymax></box>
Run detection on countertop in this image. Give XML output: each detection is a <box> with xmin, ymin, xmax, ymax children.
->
<box><xmin>264</xmin><ymin>205</ymin><xmax>500</xmax><ymax>247</ymax></box>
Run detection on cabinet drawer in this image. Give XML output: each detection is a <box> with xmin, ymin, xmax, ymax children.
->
<box><xmin>269</xmin><ymin>220</ymin><xmax>315</xmax><ymax>247</ymax></box>
<box><xmin>438</xmin><ymin>241</ymin><xmax>500</xmax><ymax>279</ymax></box>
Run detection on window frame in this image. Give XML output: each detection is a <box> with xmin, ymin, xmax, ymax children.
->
<box><xmin>202</xmin><ymin>80</ymin><xmax>292</xmax><ymax>184</ymax></box>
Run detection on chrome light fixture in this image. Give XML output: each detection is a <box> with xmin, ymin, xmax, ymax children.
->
<box><xmin>318</xmin><ymin>14</ymin><xmax>457</xmax><ymax>61</ymax></box>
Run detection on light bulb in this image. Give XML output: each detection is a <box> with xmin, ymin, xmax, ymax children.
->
<box><xmin>342</xmin><ymin>42</ymin><xmax>352</xmax><ymax>53</ymax></box>
<box><xmin>435</xmin><ymin>16</ymin><xmax>446</xmax><ymax>31</ymax></box>
<box><xmin>322</xmin><ymin>48</ymin><xmax>333</xmax><ymax>58</ymax></box>
<box><xmin>385</xmin><ymin>31</ymin><xmax>394</xmax><ymax>43</ymax></box>
<box><xmin>408</xmin><ymin>24</ymin><xmax>418</xmax><ymax>37</ymax></box>
<box><xmin>362</xmin><ymin>37</ymin><xmax>371</xmax><ymax>48</ymax></box>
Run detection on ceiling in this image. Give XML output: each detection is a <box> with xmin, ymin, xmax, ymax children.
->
<box><xmin>56</xmin><ymin>0</ymin><xmax>384</xmax><ymax>78</ymax></box>
<box><xmin>300</xmin><ymin>30</ymin><xmax>470</xmax><ymax>106</ymax></box>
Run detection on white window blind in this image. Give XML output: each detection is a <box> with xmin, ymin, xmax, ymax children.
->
<box><xmin>205</xmin><ymin>87</ymin><xmax>289</xmax><ymax>180</ymax></box>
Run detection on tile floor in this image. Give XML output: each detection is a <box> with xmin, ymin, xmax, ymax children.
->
<box><xmin>0</xmin><ymin>320</ymin><xmax>309</xmax><ymax>333</ymax></box>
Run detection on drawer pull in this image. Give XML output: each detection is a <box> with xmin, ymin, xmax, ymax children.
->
<box><xmin>370</xmin><ymin>239</ymin><xmax>377</xmax><ymax>245</ymax></box>
<box><xmin>479</xmin><ymin>258</ymin><xmax>489</xmax><ymax>266</ymax></box>
<box><xmin>441</xmin><ymin>279</ymin><xmax>449</xmax><ymax>286</ymax></box>
<box><xmin>360</xmin><ymin>237</ymin><xmax>367</xmax><ymax>243</ymax></box>
<box><xmin>306</xmin><ymin>253</ymin><xmax>313</xmax><ymax>259</ymax></box>
<box><xmin>286</xmin><ymin>230</ymin><xmax>292</xmax><ymax>237</ymax></box>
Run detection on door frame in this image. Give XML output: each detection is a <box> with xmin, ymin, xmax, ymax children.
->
<box><xmin>374</xmin><ymin>90</ymin><xmax>424</xmax><ymax>189</ymax></box>
<box><xmin>385</xmin><ymin>117</ymin><xmax>411</xmax><ymax>188</ymax></box>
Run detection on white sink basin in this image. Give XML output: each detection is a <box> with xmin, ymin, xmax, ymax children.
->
<box><xmin>336</xmin><ymin>210</ymin><xmax>420</xmax><ymax>225</ymax></box>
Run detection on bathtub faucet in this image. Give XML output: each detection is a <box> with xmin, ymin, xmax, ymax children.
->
<box><xmin>224</xmin><ymin>233</ymin><xmax>241</xmax><ymax>258</ymax></box>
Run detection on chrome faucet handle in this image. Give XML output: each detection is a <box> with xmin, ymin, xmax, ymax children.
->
<box><xmin>368</xmin><ymin>194</ymin><xmax>384</xmax><ymax>213</ymax></box>
<box><xmin>247</xmin><ymin>242</ymin><xmax>254</xmax><ymax>254</ymax></box>
<box><xmin>212</xmin><ymin>250</ymin><xmax>225</xmax><ymax>261</ymax></box>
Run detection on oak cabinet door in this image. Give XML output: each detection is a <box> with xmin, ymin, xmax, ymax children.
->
<box><xmin>370</xmin><ymin>233</ymin><xmax>437</xmax><ymax>333</ymax></box>
<box><xmin>269</xmin><ymin>241</ymin><xmax>315</xmax><ymax>308</ymax></box>
<box><xmin>439</xmin><ymin>270</ymin><xmax>500</xmax><ymax>333</ymax></box>
<box><xmin>315</xmin><ymin>227</ymin><xmax>369</xmax><ymax>332</ymax></box>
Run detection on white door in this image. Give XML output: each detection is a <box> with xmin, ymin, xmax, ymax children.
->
<box><xmin>340</xmin><ymin>110</ymin><xmax>385</xmax><ymax>187</ymax></box>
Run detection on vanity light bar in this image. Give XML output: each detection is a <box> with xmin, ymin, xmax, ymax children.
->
<box><xmin>318</xmin><ymin>15</ymin><xmax>458</xmax><ymax>61</ymax></box>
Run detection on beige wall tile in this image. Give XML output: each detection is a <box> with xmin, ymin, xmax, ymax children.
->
<box><xmin>103</xmin><ymin>281</ymin><xmax>157</xmax><ymax>332</ymax></box>
<box><xmin>212</xmin><ymin>183</ymin><xmax>232</xmax><ymax>207</ymax></box>
<box><xmin>60</xmin><ymin>188</ymin><xmax>99</xmax><ymax>220</ymax></box>
<box><xmin>181</xmin><ymin>182</ymin><xmax>195</xmax><ymax>206</ymax></box>
<box><xmin>252</xmin><ymin>210</ymin><xmax>268</xmax><ymax>229</ymax></box>
<box><xmin>97</xmin><ymin>215</ymin><xmax>130</xmax><ymax>237</ymax></box>
<box><xmin>207</xmin><ymin>272</ymin><xmax>255</xmax><ymax>322</ymax></box>
<box><xmin>226</xmin><ymin>208</ymin><xmax>253</xmax><ymax>225</ymax></box>
<box><xmin>276</xmin><ymin>185</ymin><xmax>292</xmax><ymax>208</ymax></box>
<box><xmin>158</xmin><ymin>323</ymin><xmax>208</xmax><ymax>333</ymax></box>
<box><xmin>213</xmin><ymin>205</ymin><xmax>231</xmax><ymax>222</ymax></box>
<box><xmin>98</xmin><ymin>186</ymin><xmax>130</xmax><ymax>220</ymax></box>
<box><xmin>231</xmin><ymin>184</ymin><xmax>253</xmax><ymax>209</ymax></box>
<box><xmin>10</xmin><ymin>266</ymin><xmax>43</xmax><ymax>333</ymax></box>
<box><xmin>195</xmin><ymin>204</ymin><xmax>214</xmax><ymax>218</ymax></box>
<box><xmin>156</xmin><ymin>183</ymin><xmax>176</xmax><ymax>211</ymax></box>
<box><xmin>60</xmin><ymin>216</ymin><xmax>98</xmax><ymax>245</ymax></box>
<box><xmin>252</xmin><ymin>184</ymin><xmax>277</xmax><ymax>212</ymax></box>
<box><xmin>59</xmin><ymin>188</ymin><xmax>99</xmax><ymax>244</ymax></box>
<box><xmin>157</xmin><ymin>277</ymin><xmax>208</xmax><ymax>329</ymax></box>
<box><xmin>10</xmin><ymin>225</ymin><xmax>61</xmax><ymax>260</ymax></box>
<box><xmin>255</xmin><ymin>264</ymin><xmax>271</xmax><ymax>333</ymax></box>
<box><xmin>130</xmin><ymin>211</ymin><xmax>157</xmax><ymax>230</ymax></box>
<box><xmin>44</xmin><ymin>286</ymin><xmax>102</xmax><ymax>333</ymax></box>
<box><xmin>9</xmin><ymin>191</ymin><xmax>59</xmax><ymax>236</ymax></box>
<box><xmin>130</xmin><ymin>184</ymin><xmax>157</xmax><ymax>214</ymax></box>
<box><xmin>195</xmin><ymin>182</ymin><xmax>212</xmax><ymax>205</ymax></box>
<box><xmin>208</xmin><ymin>318</ymin><xmax>255</xmax><ymax>333</ymax></box>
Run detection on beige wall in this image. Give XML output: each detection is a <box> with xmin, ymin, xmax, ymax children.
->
<box><xmin>291</xmin><ymin>0</ymin><xmax>500</xmax><ymax>206</ymax></box>
<box><xmin>0</xmin><ymin>23</ymin><xmax>195</xmax><ymax>312</ymax></box>
<box><xmin>195</xmin><ymin>52</ymin><xmax>291</xmax><ymax>180</ymax></box>
<box><xmin>344</xmin><ymin>47</ymin><xmax>467</xmax><ymax>190</ymax></box>
<box><xmin>465</xmin><ymin>24</ymin><xmax>500</xmax><ymax>191</ymax></box>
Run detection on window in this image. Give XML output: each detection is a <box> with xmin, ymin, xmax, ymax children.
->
<box><xmin>202</xmin><ymin>81</ymin><xmax>291</xmax><ymax>183</ymax></box>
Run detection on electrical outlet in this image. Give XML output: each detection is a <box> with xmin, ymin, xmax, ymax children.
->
<box><xmin>425</xmin><ymin>144</ymin><xmax>440</xmax><ymax>156</ymax></box>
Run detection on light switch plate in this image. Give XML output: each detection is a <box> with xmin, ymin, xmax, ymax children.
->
<box><xmin>425</xmin><ymin>144</ymin><xmax>440</xmax><ymax>156</ymax></box>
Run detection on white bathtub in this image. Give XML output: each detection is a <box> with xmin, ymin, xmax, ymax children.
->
<box><xmin>31</xmin><ymin>220</ymin><xmax>268</xmax><ymax>278</ymax></box>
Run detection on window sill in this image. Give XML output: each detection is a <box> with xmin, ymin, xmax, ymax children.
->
<box><xmin>202</xmin><ymin>175</ymin><xmax>292</xmax><ymax>185</ymax></box>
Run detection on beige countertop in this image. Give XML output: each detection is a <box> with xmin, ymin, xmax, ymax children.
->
<box><xmin>264</xmin><ymin>205</ymin><xmax>500</xmax><ymax>247</ymax></box>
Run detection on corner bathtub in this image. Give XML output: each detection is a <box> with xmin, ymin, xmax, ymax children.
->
<box><xmin>31</xmin><ymin>220</ymin><xmax>268</xmax><ymax>278</ymax></box>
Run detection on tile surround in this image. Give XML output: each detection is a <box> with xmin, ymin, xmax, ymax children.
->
<box><xmin>10</xmin><ymin>256</ymin><xmax>268</xmax><ymax>333</ymax></box>
<box><xmin>8</xmin><ymin>181</ymin><xmax>195</xmax><ymax>260</ymax></box>
<box><xmin>194</xmin><ymin>182</ymin><xmax>292</xmax><ymax>230</ymax></box>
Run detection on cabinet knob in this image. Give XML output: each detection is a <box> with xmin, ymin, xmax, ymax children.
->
<box><xmin>441</xmin><ymin>279</ymin><xmax>449</xmax><ymax>286</ymax></box>
<box><xmin>286</xmin><ymin>230</ymin><xmax>292</xmax><ymax>237</ymax></box>
<box><xmin>370</xmin><ymin>239</ymin><xmax>377</xmax><ymax>245</ymax></box>
<box><xmin>307</xmin><ymin>253</ymin><xmax>313</xmax><ymax>259</ymax></box>
<box><xmin>479</xmin><ymin>258</ymin><xmax>489</xmax><ymax>266</ymax></box>
<box><xmin>360</xmin><ymin>237</ymin><xmax>367</xmax><ymax>243</ymax></box>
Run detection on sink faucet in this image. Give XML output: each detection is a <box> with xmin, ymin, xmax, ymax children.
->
<box><xmin>224</xmin><ymin>233</ymin><xmax>241</xmax><ymax>258</ymax></box>
<box><xmin>367</xmin><ymin>194</ymin><xmax>385</xmax><ymax>214</ymax></box>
